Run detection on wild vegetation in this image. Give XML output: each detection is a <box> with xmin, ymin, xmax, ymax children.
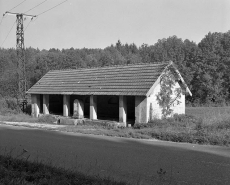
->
<box><xmin>1</xmin><ymin>106</ymin><xmax>229</xmax><ymax>146</ymax></box>
<box><xmin>1</xmin><ymin>31</ymin><xmax>230</xmax><ymax>106</ymax></box>
<box><xmin>58</xmin><ymin>112</ymin><xmax>230</xmax><ymax>146</ymax></box>
<box><xmin>1</xmin><ymin>147</ymin><xmax>176</xmax><ymax>185</ymax></box>
<box><xmin>0</xmin><ymin>152</ymin><xmax>127</xmax><ymax>185</ymax></box>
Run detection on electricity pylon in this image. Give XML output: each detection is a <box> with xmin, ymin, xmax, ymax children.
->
<box><xmin>4</xmin><ymin>11</ymin><xmax>36</xmax><ymax>111</ymax></box>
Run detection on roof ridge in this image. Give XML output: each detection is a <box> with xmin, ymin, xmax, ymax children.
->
<box><xmin>49</xmin><ymin>61</ymin><xmax>171</xmax><ymax>72</ymax></box>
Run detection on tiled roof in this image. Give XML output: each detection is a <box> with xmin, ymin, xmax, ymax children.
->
<box><xmin>27</xmin><ymin>62</ymin><xmax>170</xmax><ymax>96</ymax></box>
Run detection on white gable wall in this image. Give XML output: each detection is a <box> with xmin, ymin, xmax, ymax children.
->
<box><xmin>147</xmin><ymin>80</ymin><xmax>185</xmax><ymax>121</ymax></box>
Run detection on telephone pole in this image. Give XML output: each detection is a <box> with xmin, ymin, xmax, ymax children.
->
<box><xmin>4</xmin><ymin>11</ymin><xmax>36</xmax><ymax>111</ymax></box>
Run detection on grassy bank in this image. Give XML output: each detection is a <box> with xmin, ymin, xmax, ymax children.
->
<box><xmin>0</xmin><ymin>153</ymin><xmax>127</xmax><ymax>185</ymax></box>
<box><xmin>0</xmin><ymin>113</ymin><xmax>57</xmax><ymax>124</ymax></box>
<box><xmin>57</xmin><ymin>113</ymin><xmax>230</xmax><ymax>146</ymax></box>
<box><xmin>1</xmin><ymin>106</ymin><xmax>230</xmax><ymax>146</ymax></box>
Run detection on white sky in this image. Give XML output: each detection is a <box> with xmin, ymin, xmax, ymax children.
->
<box><xmin>0</xmin><ymin>0</ymin><xmax>230</xmax><ymax>50</ymax></box>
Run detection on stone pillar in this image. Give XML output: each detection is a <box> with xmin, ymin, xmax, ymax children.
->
<box><xmin>119</xmin><ymin>95</ymin><xmax>127</xmax><ymax>125</ymax></box>
<box><xmin>43</xmin><ymin>94</ymin><xmax>49</xmax><ymax>115</ymax></box>
<box><xmin>31</xmin><ymin>94</ymin><xmax>40</xmax><ymax>118</ymax></box>
<box><xmin>90</xmin><ymin>95</ymin><xmax>97</xmax><ymax>120</ymax></box>
<box><xmin>63</xmin><ymin>95</ymin><xmax>70</xmax><ymax>117</ymax></box>
<box><xmin>135</xmin><ymin>96</ymin><xmax>148</xmax><ymax>124</ymax></box>
<box><xmin>73</xmin><ymin>99</ymin><xmax>84</xmax><ymax>118</ymax></box>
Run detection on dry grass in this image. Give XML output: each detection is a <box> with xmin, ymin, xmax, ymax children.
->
<box><xmin>0</xmin><ymin>151</ymin><xmax>127</xmax><ymax>185</ymax></box>
<box><xmin>0</xmin><ymin>113</ymin><xmax>57</xmax><ymax>124</ymax></box>
<box><xmin>1</xmin><ymin>106</ymin><xmax>230</xmax><ymax>146</ymax></box>
<box><xmin>186</xmin><ymin>106</ymin><xmax>230</xmax><ymax>123</ymax></box>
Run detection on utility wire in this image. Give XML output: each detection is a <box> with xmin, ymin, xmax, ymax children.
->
<box><xmin>0</xmin><ymin>11</ymin><xmax>8</xmax><ymax>28</ymax></box>
<box><xmin>0</xmin><ymin>16</ymin><xmax>4</xmax><ymax>27</ymax></box>
<box><xmin>24</xmin><ymin>0</ymin><xmax>48</xmax><ymax>14</ymax></box>
<box><xmin>8</xmin><ymin>0</ymin><xmax>27</xmax><ymax>12</ymax></box>
<box><xmin>0</xmin><ymin>21</ymin><xmax>16</xmax><ymax>47</ymax></box>
<box><xmin>37</xmin><ymin>0</ymin><xmax>68</xmax><ymax>16</ymax></box>
<box><xmin>24</xmin><ymin>18</ymin><xmax>34</xmax><ymax>32</ymax></box>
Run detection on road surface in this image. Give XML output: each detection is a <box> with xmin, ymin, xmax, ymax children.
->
<box><xmin>0</xmin><ymin>124</ymin><xmax>230</xmax><ymax>184</ymax></box>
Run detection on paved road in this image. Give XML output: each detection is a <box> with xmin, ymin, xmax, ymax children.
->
<box><xmin>0</xmin><ymin>124</ymin><xmax>230</xmax><ymax>184</ymax></box>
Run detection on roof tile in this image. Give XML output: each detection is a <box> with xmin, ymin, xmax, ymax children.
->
<box><xmin>27</xmin><ymin>62</ymin><xmax>170</xmax><ymax>96</ymax></box>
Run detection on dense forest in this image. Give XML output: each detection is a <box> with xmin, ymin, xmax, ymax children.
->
<box><xmin>1</xmin><ymin>31</ymin><xmax>230</xmax><ymax>106</ymax></box>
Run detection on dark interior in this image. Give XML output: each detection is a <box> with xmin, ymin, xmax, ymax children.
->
<box><xmin>49</xmin><ymin>95</ymin><xmax>63</xmax><ymax>115</ymax></box>
<box><xmin>97</xmin><ymin>95</ymin><xmax>119</xmax><ymax>120</ymax></box>
<box><xmin>46</xmin><ymin>94</ymin><xmax>135</xmax><ymax>124</ymax></box>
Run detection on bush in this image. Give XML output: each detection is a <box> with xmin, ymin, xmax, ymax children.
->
<box><xmin>5</xmin><ymin>98</ymin><xmax>20</xmax><ymax>111</ymax></box>
<box><xmin>0</xmin><ymin>97</ymin><xmax>21</xmax><ymax>115</ymax></box>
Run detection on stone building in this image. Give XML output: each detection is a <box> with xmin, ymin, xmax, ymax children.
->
<box><xmin>27</xmin><ymin>61</ymin><xmax>191</xmax><ymax>126</ymax></box>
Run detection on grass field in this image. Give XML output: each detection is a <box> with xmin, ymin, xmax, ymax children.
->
<box><xmin>186</xmin><ymin>106</ymin><xmax>230</xmax><ymax>127</ymax></box>
<box><xmin>186</xmin><ymin>106</ymin><xmax>230</xmax><ymax>118</ymax></box>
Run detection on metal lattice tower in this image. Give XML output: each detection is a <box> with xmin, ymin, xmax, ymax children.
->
<box><xmin>5</xmin><ymin>11</ymin><xmax>36</xmax><ymax>111</ymax></box>
<box><xmin>16</xmin><ymin>14</ymin><xmax>26</xmax><ymax>102</ymax></box>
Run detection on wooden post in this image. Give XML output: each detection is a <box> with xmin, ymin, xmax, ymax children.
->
<box><xmin>119</xmin><ymin>95</ymin><xmax>127</xmax><ymax>126</ymax></box>
<box><xmin>90</xmin><ymin>95</ymin><xmax>97</xmax><ymax>120</ymax></box>
<box><xmin>63</xmin><ymin>95</ymin><xmax>70</xmax><ymax>117</ymax></box>
<box><xmin>43</xmin><ymin>94</ymin><xmax>49</xmax><ymax>115</ymax></box>
<box><xmin>31</xmin><ymin>94</ymin><xmax>40</xmax><ymax>118</ymax></box>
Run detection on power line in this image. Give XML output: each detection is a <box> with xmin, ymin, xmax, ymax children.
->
<box><xmin>0</xmin><ymin>16</ymin><xmax>4</xmax><ymax>27</ymax></box>
<box><xmin>24</xmin><ymin>0</ymin><xmax>48</xmax><ymax>14</ymax></box>
<box><xmin>24</xmin><ymin>18</ymin><xmax>34</xmax><ymax>32</ymax></box>
<box><xmin>0</xmin><ymin>11</ymin><xmax>8</xmax><ymax>27</ymax></box>
<box><xmin>37</xmin><ymin>0</ymin><xmax>68</xmax><ymax>16</ymax></box>
<box><xmin>0</xmin><ymin>21</ymin><xmax>16</xmax><ymax>47</ymax></box>
<box><xmin>8</xmin><ymin>0</ymin><xmax>27</xmax><ymax>12</ymax></box>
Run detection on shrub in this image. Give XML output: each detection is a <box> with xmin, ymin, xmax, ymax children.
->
<box><xmin>0</xmin><ymin>97</ymin><xmax>21</xmax><ymax>115</ymax></box>
<box><xmin>5</xmin><ymin>98</ymin><xmax>20</xmax><ymax>111</ymax></box>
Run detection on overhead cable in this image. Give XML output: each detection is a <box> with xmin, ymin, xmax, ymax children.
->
<box><xmin>0</xmin><ymin>21</ymin><xmax>16</xmax><ymax>47</ymax></box>
<box><xmin>24</xmin><ymin>0</ymin><xmax>48</xmax><ymax>14</ymax></box>
<box><xmin>0</xmin><ymin>16</ymin><xmax>4</xmax><ymax>27</ymax></box>
<box><xmin>37</xmin><ymin>0</ymin><xmax>68</xmax><ymax>16</ymax></box>
<box><xmin>8</xmin><ymin>0</ymin><xmax>27</xmax><ymax>12</ymax></box>
<box><xmin>24</xmin><ymin>17</ymin><xmax>36</xmax><ymax>32</ymax></box>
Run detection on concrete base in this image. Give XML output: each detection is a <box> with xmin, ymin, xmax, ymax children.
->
<box><xmin>90</xmin><ymin>95</ymin><xmax>97</xmax><ymax>120</ymax></box>
<box><xmin>31</xmin><ymin>94</ymin><xmax>40</xmax><ymax>118</ymax></box>
<box><xmin>43</xmin><ymin>94</ymin><xmax>49</xmax><ymax>115</ymax></box>
<box><xmin>119</xmin><ymin>95</ymin><xmax>127</xmax><ymax>126</ymax></box>
<box><xmin>57</xmin><ymin>117</ymin><xmax>85</xmax><ymax>125</ymax></box>
<box><xmin>63</xmin><ymin>95</ymin><xmax>70</xmax><ymax>117</ymax></box>
<box><xmin>73</xmin><ymin>99</ymin><xmax>84</xmax><ymax>119</ymax></box>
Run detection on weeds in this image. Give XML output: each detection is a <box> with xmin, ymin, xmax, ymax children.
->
<box><xmin>0</xmin><ymin>113</ymin><xmax>57</xmax><ymax>124</ymax></box>
<box><xmin>1</xmin><ymin>106</ymin><xmax>230</xmax><ymax>146</ymax></box>
<box><xmin>0</xmin><ymin>149</ymin><xmax>128</xmax><ymax>185</ymax></box>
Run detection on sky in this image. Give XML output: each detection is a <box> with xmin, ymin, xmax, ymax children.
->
<box><xmin>0</xmin><ymin>0</ymin><xmax>230</xmax><ymax>50</ymax></box>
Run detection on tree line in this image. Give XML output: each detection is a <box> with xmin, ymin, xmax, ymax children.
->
<box><xmin>1</xmin><ymin>31</ymin><xmax>230</xmax><ymax>106</ymax></box>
